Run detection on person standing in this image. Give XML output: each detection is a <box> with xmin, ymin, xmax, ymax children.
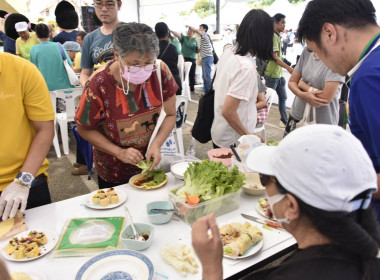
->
<box><xmin>171</xmin><ymin>28</ymin><xmax>199</xmax><ymax>93</ymax></box>
<box><xmin>155</xmin><ymin>22</ymin><xmax>182</xmax><ymax>95</ymax></box>
<box><xmin>15</xmin><ymin>21</ymin><xmax>39</xmax><ymax>61</ymax></box>
<box><xmin>53</xmin><ymin>1</ymin><xmax>79</xmax><ymax>45</ymax></box>
<box><xmin>264</xmin><ymin>13</ymin><xmax>294</xmax><ymax>128</ymax></box>
<box><xmin>297</xmin><ymin>0</ymin><xmax>380</xmax><ymax>222</ymax></box>
<box><xmin>0</xmin><ymin>53</ymin><xmax>54</xmax><ymax>221</ymax></box>
<box><xmin>187</xmin><ymin>24</ymin><xmax>214</xmax><ymax>92</ymax></box>
<box><xmin>0</xmin><ymin>11</ymin><xmax>16</xmax><ymax>55</ymax></box>
<box><xmin>79</xmin><ymin>0</ymin><xmax>122</xmax><ymax>87</ymax></box>
<box><xmin>76</xmin><ymin>30</ymin><xmax>87</xmax><ymax>49</ymax></box>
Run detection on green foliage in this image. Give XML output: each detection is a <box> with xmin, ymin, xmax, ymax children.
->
<box><xmin>173</xmin><ymin>160</ymin><xmax>245</xmax><ymax>202</ymax></box>
<box><xmin>191</xmin><ymin>0</ymin><xmax>216</xmax><ymax>19</ymax></box>
<box><xmin>248</xmin><ymin>0</ymin><xmax>306</xmax><ymax>9</ymax></box>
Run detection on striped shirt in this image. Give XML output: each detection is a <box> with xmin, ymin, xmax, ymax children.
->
<box><xmin>200</xmin><ymin>32</ymin><xmax>213</xmax><ymax>59</ymax></box>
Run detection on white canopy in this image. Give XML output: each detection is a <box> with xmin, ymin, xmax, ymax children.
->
<box><xmin>203</xmin><ymin>1</ymin><xmax>251</xmax><ymax>25</ymax></box>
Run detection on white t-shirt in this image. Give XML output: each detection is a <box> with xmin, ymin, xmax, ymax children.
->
<box><xmin>211</xmin><ymin>46</ymin><xmax>258</xmax><ymax>148</ymax></box>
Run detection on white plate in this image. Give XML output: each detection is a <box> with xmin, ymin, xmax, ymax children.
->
<box><xmin>11</xmin><ymin>270</ymin><xmax>47</xmax><ymax>280</ymax></box>
<box><xmin>2</xmin><ymin>229</ymin><xmax>58</xmax><ymax>262</ymax></box>
<box><xmin>224</xmin><ymin>238</ymin><xmax>264</xmax><ymax>260</ymax></box>
<box><xmin>170</xmin><ymin>162</ymin><xmax>192</xmax><ymax>180</ymax></box>
<box><xmin>75</xmin><ymin>250</ymin><xmax>154</xmax><ymax>280</ymax></box>
<box><xmin>84</xmin><ymin>189</ymin><xmax>127</xmax><ymax>209</ymax></box>
<box><xmin>255</xmin><ymin>201</ymin><xmax>276</xmax><ymax>221</ymax></box>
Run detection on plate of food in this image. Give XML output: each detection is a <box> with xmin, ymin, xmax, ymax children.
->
<box><xmin>242</xmin><ymin>173</ymin><xmax>266</xmax><ymax>196</ymax></box>
<box><xmin>2</xmin><ymin>229</ymin><xmax>58</xmax><ymax>262</ymax></box>
<box><xmin>256</xmin><ymin>198</ymin><xmax>275</xmax><ymax>220</ymax></box>
<box><xmin>10</xmin><ymin>271</ymin><xmax>47</xmax><ymax>280</ymax></box>
<box><xmin>84</xmin><ymin>188</ymin><xmax>127</xmax><ymax>209</ymax></box>
<box><xmin>75</xmin><ymin>250</ymin><xmax>154</xmax><ymax>280</ymax></box>
<box><xmin>219</xmin><ymin>222</ymin><xmax>263</xmax><ymax>259</ymax></box>
<box><xmin>129</xmin><ymin>169</ymin><xmax>168</xmax><ymax>190</ymax></box>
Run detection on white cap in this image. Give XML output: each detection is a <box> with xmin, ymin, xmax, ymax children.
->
<box><xmin>247</xmin><ymin>124</ymin><xmax>377</xmax><ymax>212</ymax></box>
<box><xmin>15</xmin><ymin>21</ymin><xmax>28</xmax><ymax>32</ymax></box>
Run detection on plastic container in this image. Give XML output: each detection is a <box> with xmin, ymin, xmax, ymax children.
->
<box><xmin>120</xmin><ymin>223</ymin><xmax>155</xmax><ymax>251</ymax></box>
<box><xmin>207</xmin><ymin>148</ymin><xmax>233</xmax><ymax>166</ymax></box>
<box><xmin>169</xmin><ymin>191</ymin><xmax>240</xmax><ymax>225</ymax></box>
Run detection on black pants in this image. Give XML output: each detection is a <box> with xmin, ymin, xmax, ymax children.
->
<box><xmin>97</xmin><ymin>176</ymin><xmax>124</xmax><ymax>189</ymax></box>
<box><xmin>184</xmin><ymin>57</ymin><xmax>196</xmax><ymax>92</ymax></box>
<box><xmin>76</xmin><ymin>144</ymin><xmax>86</xmax><ymax>165</ymax></box>
<box><xmin>173</xmin><ymin>73</ymin><xmax>182</xmax><ymax>95</ymax></box>
<box><xmin>0</xmin><ymin>174</ymin><xmax>52</xmax><ymax>210</ymax></box>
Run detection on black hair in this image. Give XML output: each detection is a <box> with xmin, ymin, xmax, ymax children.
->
<box><xmin>274</xmin><ymin>178</ymin><xmax>380</xmax><ymax>263</ymax></box>
<box><xmin>0</xmin><ymin>10</ymin><xmax>8</xmax><ymax>18</ymax></box>
<box><xmin>235</xmin><ymin>9</ymin><xmax>274</xmax><ymax>61</ymax></box>
<box><xmin>35</xmin><ymin>23</ymin><xmax>49</xmax><ymax>39</ymax></box>
<box><xmin>298</xmin><ymin>0</ymin><xmax>377</xmax><ymax>46</ymax></box>
<box><xmin>77</xmin><ymin>31</ymin><xmax>87</xmax><ymax>40</ymax></box>
<box><xmin>200</xmin><ymin>24</ymin><xmax>208</xmax><ymax>32</ymax></box>
<box><xmin>154</xmin><ymin>22</ymin><xmax>169</xmax><ymax>39</ymax></box>
<box><xmin>273</xmin><ymin>13</ymin><xmax>285</xmax><ymax>23</ymax></box>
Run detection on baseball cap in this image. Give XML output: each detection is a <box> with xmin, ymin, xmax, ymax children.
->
<box><xmin>15</xmin><ymin>21</ymin><xmax>28</xmax><ymax>32</ymax></box>
<box><xmin>246</xmin><ymin>124</ymin><xmax>377</xmax><ymax>212</ymax></box>
<box><xmin>63</xmin><ymin>41</ymin><xmax>80</xmax><ymax>52</ymax></box>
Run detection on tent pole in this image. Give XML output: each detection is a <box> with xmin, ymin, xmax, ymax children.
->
<box><xmin>136</xmin><ymin>0</ymin><xmax>141</xmax><ymax>23</ymax></box>
<box><xmin>215</xmin><ymin>0</ymin><xmax>220</xmax><ymax>34</ymax></box>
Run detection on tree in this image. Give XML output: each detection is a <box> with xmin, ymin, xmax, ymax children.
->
<box><xmin>191</xmin><ymin>0</ymin><xmax>216</xmax><ymax>19</ymax></box>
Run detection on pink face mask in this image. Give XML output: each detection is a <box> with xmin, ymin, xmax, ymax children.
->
<box><xmin>119</xmin><ymin>59</ymin><xmax>154</xmax><ymax>86</ymax></box>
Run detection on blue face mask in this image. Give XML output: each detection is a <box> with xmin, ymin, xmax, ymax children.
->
<box><xmin>266</xmin><ymin>193</ymin><xmax>290</xmax><ymax>226</ymax></box>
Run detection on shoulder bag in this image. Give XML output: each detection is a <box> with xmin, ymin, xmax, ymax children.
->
<box><xmin>58</xmin><ymin>43</ymin><xmax>79</xmax><ymax>86</ymax></box>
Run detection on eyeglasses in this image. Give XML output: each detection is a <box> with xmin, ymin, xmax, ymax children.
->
<box><xmin>93</xmin><ymin>1</ymin><xmax>118</xmax><ymax>9</ymax></box>
<box><xmin>259</xmin><ymin>174</ymin><xmax>273</xmax><ymax>187</ymax></box>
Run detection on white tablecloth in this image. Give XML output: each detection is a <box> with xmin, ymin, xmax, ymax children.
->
<box><xmin>1</xmin><ymin>175</ymin><xmax>296</xmax><ymax>279</ymax></box>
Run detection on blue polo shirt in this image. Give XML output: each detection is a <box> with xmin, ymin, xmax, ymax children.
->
<box><xmin>0</xmin><ymin>31</ymin><xmax>16</xmax><ymax>54</ymax></box>
<box><xmin>349</xmin><ymin>33</ymin><xmax>380</xmax><ymax>220</ymax></box>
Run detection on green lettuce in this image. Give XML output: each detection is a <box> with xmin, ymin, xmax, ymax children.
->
<box><xmin>173</xmin><ymin>160</ymin><xmax>245</xmax><ymax>202</ymax></box>
<box><xmin>143</xmin><ymin>169</ymin><xmax>166</xmax><ymax>186</ymax></box>
<box><xmin>136</xmin><ymin>159</ymin><xmax>153</xmax><ymax>173</ymax></box>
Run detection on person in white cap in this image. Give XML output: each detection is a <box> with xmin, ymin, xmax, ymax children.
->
<box><xmin>192</xmin><ymin>124</ymin><xmax>380</xmax><ymax>280</ymax></box>
<box><xmin>15</xmin><ymin>21</ymin><xmax>39</xmax><ymax>61</ymax></box>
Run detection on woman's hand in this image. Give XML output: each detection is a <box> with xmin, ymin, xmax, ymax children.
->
<box><xmin>303</xmin><ymin>89</ymin><xmax>328</xmax><ymax>107</ymax></box>
<box><xmin>116</xmin><ymin>147</ymin><xmax>143</xmax><ymax>165</ymax></box>
<box><xmin>146</xmin><ymin>143</ymin><xmax>162</xmax><ymax>170</ymax></box>
<box><xmin>192</xmin><ymin>214</ymin><xmax>223</xmax><ymax>280</ymax></box>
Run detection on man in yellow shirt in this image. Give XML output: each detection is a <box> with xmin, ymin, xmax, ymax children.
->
<box><xmin>0</xmin><ymin>53</ymin><xmax>54</xmax><ymax>220</ymax></box>
<box><xmin>15</xmin><ymin>21</ymin><xmax>39</xmax><ymax>61</ymax></box>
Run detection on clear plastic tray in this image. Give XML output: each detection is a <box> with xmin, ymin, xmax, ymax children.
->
<box><xmin>168</xmin><ymin>191</ymin><xmax>240</xmax><ymax>225</ymax></box>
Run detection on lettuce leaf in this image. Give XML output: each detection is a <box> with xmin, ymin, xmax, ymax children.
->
<box><xmin>136</xmin><ymin>160</ymin><xmax>153</xmax><ymax>173</ymax></box>
<box><xmin>142</xmin><ymin>169</ymin><xmax>166</xmax><ymax>186</ymax></box>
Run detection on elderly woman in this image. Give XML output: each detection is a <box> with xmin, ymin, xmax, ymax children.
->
<box><xmin>192</xmin><ymin>125</ymin><xmax>380</xmax><ymax>280</ymax></box>
<box><xmin>210</xmin><ymin>9</ymin><xmax>273</xmax><ymax>148</ymax></box>
<box><xmin>75</xmin><ymin>22</ymin><xmax>177</xmax><ymax>189</ymax></box>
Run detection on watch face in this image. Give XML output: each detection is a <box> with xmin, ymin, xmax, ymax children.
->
<box><xmin>20</xmin><ymin>173</ymin><xmax>33</xmax><ymax>184</ymax></box>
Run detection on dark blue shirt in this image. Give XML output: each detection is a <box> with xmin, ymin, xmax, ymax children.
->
<box><xmin>53</xmin><ymin>30</ymin><xmax>79</xmax><ymax>45</ymax></box>
<box><xmin>0</xmin><ymin>31</ymin><xmax>16</xmax><ymax>54</ymax></box>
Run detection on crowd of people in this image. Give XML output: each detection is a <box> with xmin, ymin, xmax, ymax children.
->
<box><xmin>0</xmin><ymin>0</ymin><xmax>379</xmax><ymax>279</ymax></box>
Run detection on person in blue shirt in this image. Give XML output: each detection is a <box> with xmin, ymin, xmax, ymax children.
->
<box><xmin>0</xmin><ymin>11</ymin><xmax>16</xmax><ymax>54</ymax></box>
<box><xmin>298</xmin><ymin>0</ymin><xmax>380</xmax><ymax>222</ymax></box>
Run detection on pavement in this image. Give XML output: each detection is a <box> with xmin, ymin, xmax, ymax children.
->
<box><xmin>46</xmin><ymin>86</ymin><xmax>288</xmax><ymax>202</ymax></box>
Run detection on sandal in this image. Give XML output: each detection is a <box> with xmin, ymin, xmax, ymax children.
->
<box><xmin>71</xmin><ymin>166</ymin><xmax>94</xmax><ymax>176</ymax></box>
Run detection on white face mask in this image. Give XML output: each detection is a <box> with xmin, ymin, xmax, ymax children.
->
<box><xmin>266</xmin><ymin>193</ymin><xmax>290</xmax><ymax>225</ymax></box>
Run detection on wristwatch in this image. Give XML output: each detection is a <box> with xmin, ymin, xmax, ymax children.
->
<box><xmin>14</xmin><ymin>172</ymin><xmax>35</xmax><ymax>189</ymax></box>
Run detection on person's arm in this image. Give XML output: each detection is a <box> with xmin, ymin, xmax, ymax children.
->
<box><xmin>288</xmin><ymin>69</ymin><xmax>328</xmax><ymax>107</ymax></box>
<box><xmin>186</xmin><ymin>25</ymin><xmax>202</xmax><ymax>36</ymax></box>
<box><xmin>146</xmin><ymin>95</ymin><xmax>176</xmax><ymax>169</ymax></box>
<box><xmin>374</xmin><ymin>174</ymin><xmax>380</xmax><ymax>199</ymax></box>
<box><xmin>170</xmin><ymin>29</ymin><xmax>181</xmax><ymax>41</ymax></box>
<box><xmin>80</xmin><ymin>68</ymin><xmax>92</xmax><ymax>87</ymax></box>
<box><xmin>256</xmin><ymin>92</ymin><xmax>268</xmax><ymax>109</ymax></box>
<box><xmin>222</xmin><ymin>96</ymin><xmax>249</xmax><ymax>135</ymax></box>
<box><xmin>192</xmin><ymin>214</ymin><xmax>223</xmax><ymax>280</ymax></box>
<box><xmin>0</xmin><ymin>17</ymin><xmax>4</xmax><ymax>33</ymax></box>
<box><xmin>273</xmin><ymin>51</ymin><xmax>293</xmax><ymax>74</ymax></box>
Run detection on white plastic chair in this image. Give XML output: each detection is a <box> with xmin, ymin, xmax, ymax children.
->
<box><xmin>177</xmin><ymin>55</ymin><xmax>185</xmax><ymax>82</ymax></box>
<box><xmin>254</xmin><ymin>88</ymin><xmax>275</xmax><ymax>142</ymax></box>
<box><xmin>52</xmin><ymin>87</ymin><xmax>84</xmax><ymax>155</ymax></box>
<box><xmin>49</xmin><ymin>92</ymin><xmax>62</xmax><ymax>158</ymax></box>
<box><xmin>173</xmin><ymin>95</ymin><xmax>189</xmax><ymax>155</ymax></box>
<box><xmin>181</xmin><ymin>61</ymin><xmax>192</xmax><ymax>101</ymax></box>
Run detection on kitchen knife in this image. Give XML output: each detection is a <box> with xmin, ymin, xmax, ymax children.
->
<box><xmin>241</xmin><ymin>213</ymin><xmax>284</xmax><ymax>230</ymax></box>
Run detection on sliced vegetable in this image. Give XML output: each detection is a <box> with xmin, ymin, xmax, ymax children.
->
<box><xmin>136</xmin><ymin>159</ymin><xmax>153</xmax><ymax>173</ymax></box>
<box><xmin>266</xmin><ymin>140</ymin><xmax>279</xmax><ymax>146</ymax></box>
<box><xmin>185</xmin><ymin>192</ymin><xmax>200</xmax><ymax>205</ymax></box>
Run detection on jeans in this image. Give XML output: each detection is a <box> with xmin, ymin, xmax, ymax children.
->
<box><xmin>184</xmin><ymin>57</ymin><xmax>196</xmax><ymax>92</ymax></box>
<box><xmin>264</xmin><ymin>74</ymin><xmax>288</xmax><ymax>123</ymax></box>
<box><xmin>201</xmin><ymin>55</ymin><xmax>214</xmax><ymax>92</ymax></box>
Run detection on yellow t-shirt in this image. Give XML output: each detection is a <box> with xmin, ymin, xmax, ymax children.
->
<box><xmin>74</xmin><ymin>52</ymin><xmax>82</xmax><ymax>70</ymax></box>
<box><xmin>15</xmin><ymin>32</ymin><xmax>40</xmax><ymax>61</ymax></box>
<box><xmin>0</xmin><ymin>53</ymin><xmax>54</xmax><ymax>191</ymax></box>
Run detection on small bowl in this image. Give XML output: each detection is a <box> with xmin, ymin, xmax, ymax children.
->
<box><xmin>207</xmin><ymin>148</ymin><xmax>233</xmax><ymax>166</ymax></box>
<box><xmin>120</xmin><ymin>223</ymin><xmax>155</xmax><ymax>251</ymax></box>
<box><xmin>146</xmin><ymin>201</ymin><xmax>174</xmax><ymax>224</ymax></box>
<box><xmin>242</xmin><ymin>172</ymin><xmax>266</xmax><ymax>196</ymax></box>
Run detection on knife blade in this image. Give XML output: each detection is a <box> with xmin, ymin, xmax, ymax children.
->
<box><xmin>241</xmin><ymin>213</ymin><xmax>284</xmax><ymax>230</ymax></box>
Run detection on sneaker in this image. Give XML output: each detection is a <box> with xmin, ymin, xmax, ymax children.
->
<box><xmin>279</xmin><ymin>121</ymin><xmax>286</xmax><ymax>128</ymax></box>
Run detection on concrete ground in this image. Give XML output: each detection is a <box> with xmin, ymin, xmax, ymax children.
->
<box><xmin>46</xmin><ymin>88</ymin><xmax>288</xmax><ymax>202</ymax></box>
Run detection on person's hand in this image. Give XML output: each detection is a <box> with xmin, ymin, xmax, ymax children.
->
<box><xmin>116</xmin><ymin>147</ymin><xmax>143</xmax><ymax>165</ymax></box>
<box><xmin>287</xmin><ymin>67</ymin><xmax>294</xmax><ymax>74</ymax></box>
<box><xmin>304</xmin><ymin>89</ymin><xmax>328</xmax><ymax>107</ymax></box>
<box><xmin>192</xmin><ymin>214</ymin><xmax>223</xmax><ymax>280</ymax></box>
<box><xmin>146</xmin><ymin>144</ymin><xmax>161</xmax><ymax>170</ymax></box>
<box><xmin>0</xmin><ymin>182</ymin><xmax>30</xmax><ymax>220</ymax></box>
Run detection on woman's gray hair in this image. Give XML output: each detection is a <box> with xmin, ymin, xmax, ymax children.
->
<box><xmin>113</xmin><ymin>22</ymin><xmax>159</xmax><ymax>58</ymax></box>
